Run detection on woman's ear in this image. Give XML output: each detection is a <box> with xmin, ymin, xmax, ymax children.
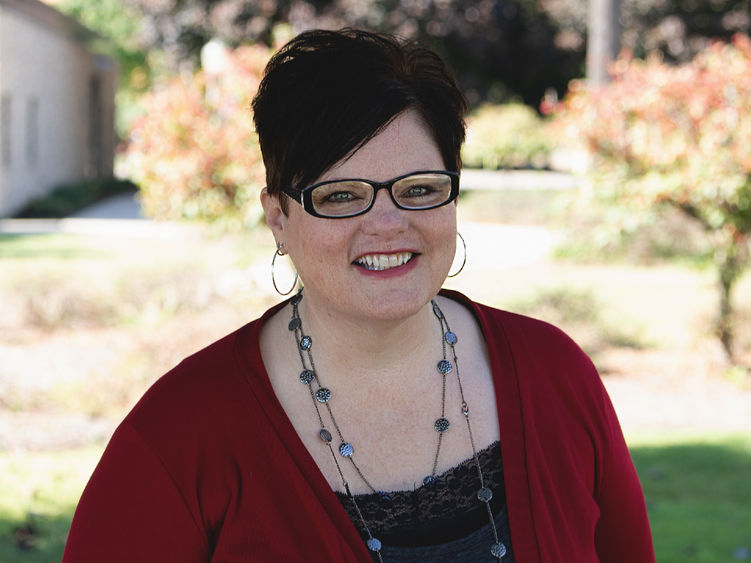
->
<box><xmin>261</xmin><ymin>188</ymin><xmax>285</xmax><ymax>241</ymax></box>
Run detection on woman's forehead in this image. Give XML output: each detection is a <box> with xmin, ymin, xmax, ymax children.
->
<box><xmin>317</xmin><ymin>111</ymin><xmax>443</xmax><ymax>183</ymax></box>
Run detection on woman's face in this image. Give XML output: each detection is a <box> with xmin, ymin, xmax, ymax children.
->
<box><xmin>263</xmin><ymin>110</ymin><xmax>457</xmax><ymax>323</ymax></box>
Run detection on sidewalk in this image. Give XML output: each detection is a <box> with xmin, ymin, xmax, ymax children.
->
<box><xmin>71</xmin><ymin>191</ymin><xmax>145</xmax><ymax>219</ymax></box>
<box><xmin>460</xmin><ymin>168</ymin><xmax>578</xmax><ymax>191</ymax></box>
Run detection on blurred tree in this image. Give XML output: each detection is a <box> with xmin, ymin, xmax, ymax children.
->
<box><xmin>553</xmin><ymin>35</ymin><xmax>751</xmax><ymax>361</ymax></box>
<box><xmin>57</xmin><ymin>0</ymin><xmax>149</xmax><ymax>90</ymax></box>
<box><xmin>56</xmin><ymin>0</ymin><xmax>152</xmax><ymax>135</ymax></box>
<box><xmin>56</xmin><ymin>0</ymin><xmax>751</xmax><ymax>109</ymax></box>
<box><xmin>586</xmin><ymin>0</ymin><xmax>621</xmax><ymax>86</ymax></box>
<box><xmin>124</xmin><ymin>0</ymin><xmax>583</xmax><ymax>106</ymax></box>
<box><xmin>542</xmin><ymin>0</ymin><xmax>751</xmax><ymax>64</ymax></box>
<box><xmin>123</xmin><ymin>43</ymin><xmax>269</xmax><ymax>228</ymax></box>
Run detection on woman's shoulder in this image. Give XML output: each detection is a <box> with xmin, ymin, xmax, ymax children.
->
<box><xmin>123</xmin><ymin>302</ymin><xmax>287</xmax><ymax>434</ymax></box>
<box><xmin>441</xmin><ymin>289</ymin><xmax>587</xmax><ymax>356</ymax></box>
<box><xmin>122</xmin><ymin>325</ymin><xmax>250</xmax><ymax>428</ymax></box>
<box><xmin>442</xmin><ymin>290</ymin><xmax>602</xmax><ymax>396</ymax></box>
<box><xmin>127</xmin><ymin>299</ymin><xmax>289</xmax><ymax>418</ymax></box>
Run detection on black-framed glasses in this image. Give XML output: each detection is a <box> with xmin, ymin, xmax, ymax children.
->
<box><xmin>281</xmin><ymin>170</ymin><xmax>460</xmax><ymax>219</ymax></box>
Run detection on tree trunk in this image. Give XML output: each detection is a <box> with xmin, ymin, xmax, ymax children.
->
<box><xmin>717</xmin><ymin>272</ymin><xmax>734</xmax><ymax>362</ymax></box>
<box><xmin>715</xmin><ymin>242</ymin><xmax>746</xmax><ymax>363</ymax></box>
<box><xmin>587</xmin><ymin>0</ymin><xmax>622</xmax><ymax>87</ymax></box>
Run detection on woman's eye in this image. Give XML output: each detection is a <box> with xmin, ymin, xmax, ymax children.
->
<box><xmin>327</xmin><ymin>191</ymin><xmax>356</xmax><ymax>202</ymax></box>
<box><xmin>404</xmin><ymin>184</ymin><xmax>434</xmax><ymax>197</ymax></box>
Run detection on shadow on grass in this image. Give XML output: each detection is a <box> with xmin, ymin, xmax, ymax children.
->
<box><xmin>0</xmin><ymin>439</ymin><xmax>748</xmax><ymax>563</ymax></box>
<box><xmin>631</xmin><ymin>437</ymin><xmax>751</xmax><ymax>563</ymax></box>
<box><xmin>0</xmin><ymin>510</ymin><xmax>71</xmax><ymax>563</ymax></box>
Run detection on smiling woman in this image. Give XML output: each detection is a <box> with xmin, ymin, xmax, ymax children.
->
<box><xmin>62</xmin><ymin>29</ymin><xmax>656</xmax><ymax>563</ymax></box>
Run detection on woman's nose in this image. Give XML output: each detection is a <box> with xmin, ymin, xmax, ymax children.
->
<box><xmin>360</xmin><ymin>189</ymin><xmax>408</xmax><ymax>235</ymax></box>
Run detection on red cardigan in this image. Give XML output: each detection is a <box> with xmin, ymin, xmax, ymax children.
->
<box><xmin>63</xmin><ymin>290</ymin><xmax>655</xmax><ymax>562</ymax></box>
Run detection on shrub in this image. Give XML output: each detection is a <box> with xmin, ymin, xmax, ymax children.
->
<box><xmin>461</xmin><ymin>103</ymin><xmax>551</xmax><ymax>170</ymax></box>
<box><xmin>15</xmin><ymin>178</ymin><xmax>136</xmax><ymax>218</ymax></box>
<box><xmin>552</xmin><ymin>34</ymin><xmax>751</xmax><ymax>360</ymax></box>
<box><xmin>123</xmin><ymin>43</ymin><xmax>270</xmax><ymax>229</ymax></box>
<box><xmin>507</xmin><ymin>287</ymin><xmax>646</xmax><ymax>357</ymax></box>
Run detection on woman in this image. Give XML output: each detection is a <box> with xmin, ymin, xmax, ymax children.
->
<box><xmin>63</xmin><ymin>29</ymin><xmax>655</xmax><ymax>562</ymax></box>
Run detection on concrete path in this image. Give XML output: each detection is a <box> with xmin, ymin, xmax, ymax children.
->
<box><xmin>0</xmin><ymin>191</ymin><xmax>182</xmax><ymax>238</ymax></box>
<box><xmin>71</xmin><ymin>191</ymin><xmax>145</xmax><ymax>219</ymax></box>
<box><xmin>461</xmin><ymin>168</ymin><xmax>578</xmax><ymax>191</ymax></box>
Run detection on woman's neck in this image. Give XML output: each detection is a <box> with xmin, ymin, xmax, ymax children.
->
<box><xmin>295</xmin><ymin>290</ymin><xmax>441</xmax><ymax>379</ymax></box>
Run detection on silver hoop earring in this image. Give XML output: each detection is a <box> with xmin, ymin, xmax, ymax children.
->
<box><xmin>271</xmin><ymin>242</ymin><xmax>299</xmax><ymax>296</ymax></box>
<box><xmin>447</xmin><ymin>232</ymin><xmax>467</xmax><ymax>278</ymax></box>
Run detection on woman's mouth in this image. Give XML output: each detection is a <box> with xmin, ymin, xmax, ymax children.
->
<box><xmin>354</xmin><ymin>252</ymin><xmax>415</xmax><ymax>271</ymax></box>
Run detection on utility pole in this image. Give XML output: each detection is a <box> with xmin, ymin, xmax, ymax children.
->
<box><xmin>587</xmin><ymin>0</ymin><xmax>621</xmax><ymax>86</ymax></box>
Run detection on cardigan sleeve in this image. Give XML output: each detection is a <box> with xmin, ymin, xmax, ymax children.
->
<box><xmin>63</xmin><ymin>423</ymin><xmax>211</xmax><ymax>563</ymax></box>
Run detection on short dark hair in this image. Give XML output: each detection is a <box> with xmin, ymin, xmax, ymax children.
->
<box><xmin>251</xmin><ymin>28</ymin><xmax>467</xmax><ymax>212</ymax></box>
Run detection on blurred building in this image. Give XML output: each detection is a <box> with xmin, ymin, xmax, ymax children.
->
<box><xmin>0</xmin><ymin>0</ymin><xmax>116</xmax><ymax>217</ymax></box>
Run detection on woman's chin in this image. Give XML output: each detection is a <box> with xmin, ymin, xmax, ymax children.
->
<box><xmin>350</xmin><ymin>286</ymin><xmax>441</xmax><ymax>323</ymax></box>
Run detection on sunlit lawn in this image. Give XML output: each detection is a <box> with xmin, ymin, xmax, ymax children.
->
<box><xmin>0</xmin><ymin>447</ymin><xmax>102</xmax><ymax>561</ymax></box>
<box><xmin>1</xmin><ymin>436</ymin><xmax>749</xmax><ymax>561</ymax></box>
<box><xmin>1</xmin><ymin>188</ymin><xmax>750</xmax><ymax>561</ymax></box>
<box><xmin>631</xmin><ymin>433</ymin><xmax>751</xmax><ymax>563</ymax></box>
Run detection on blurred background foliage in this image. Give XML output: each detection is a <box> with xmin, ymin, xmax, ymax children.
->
<box><xmin>552</xmin><ymin>34</ymin><xmax>751</xmax><ymax>360</ymax></box>
<box><xmin>55</xmin><ymin>0</ymin><xmax>152</xmax><ymax>136</ymax></box>
<box><xmin>56</xmin><ymin>0</ymin><xmax>751</xmax><ymax>110</ymax></box>
<box><xmin>122</xmin><ymin>43</ymin><xmax>270</xmax><ymax>228</ymax></box>
<box><xmin>462</xmin><ymin>103</ymin><xmax>551</xmax><ymax>169</ymax></box>
<box><xmin>45</xmin><ymin>0</ymin><xmax>751</xmax><ymax>354</ymax></box>
<box><xmin>5</xmin><ymin>2</ymin><xmax>751</xmax><ymax>560</ymax></box>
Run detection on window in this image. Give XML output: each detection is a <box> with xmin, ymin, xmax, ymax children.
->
<box><xmin>26</xmin><ymin>96</ymin><xmax>39</xmax><ymax>168</ymax></box>
<box><xmin>1</xmin><ymin>94</ymin><xmax>11</xmax><ymax>167</ymax></box>
<box><xmin>88</xmin><ymin>75</ymin><xmax>102</xmax><ymax>176</ymax></box>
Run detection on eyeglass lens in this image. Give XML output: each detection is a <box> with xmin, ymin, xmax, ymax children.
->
<box><xmin>310</xmin><ymin>173</ymin><xmax>453</xmax><ymax>217</ymax></box>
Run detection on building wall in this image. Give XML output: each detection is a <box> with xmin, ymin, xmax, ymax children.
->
<box><xmin>0</xmin><ymin>0</ymin><xmax>116</xmax><ymax>217</ymax></box>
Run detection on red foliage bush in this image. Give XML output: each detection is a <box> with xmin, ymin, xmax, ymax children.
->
<box><xmin>553</xmin><ymin>35</ymin><xmax>751</xmax><ymax>358</ymax></box>
<box><xmin>124</xmin><ymin>43</ymin><xmax>271</xmax><ymax>228</ymax></box>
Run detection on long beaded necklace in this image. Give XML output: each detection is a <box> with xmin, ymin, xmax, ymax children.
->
<box><xmin>287</xmin><ymin>290</ymin><xmax>507</xmax><ymax>561</ymax></box>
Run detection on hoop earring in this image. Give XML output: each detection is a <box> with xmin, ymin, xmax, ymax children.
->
<box><xmin>447</xmin><ymin>232</ymin><xmax>466</xmax><ymax>278</ymax></box>
<box><xmin>271</xmin><ymin>242</ymin><xmax>299</xmax><ymax>296</ymax></box>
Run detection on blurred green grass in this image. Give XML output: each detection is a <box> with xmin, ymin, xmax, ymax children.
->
<box><xmin>630</xmin><ymin>433</ymin><xmax>751</xmax><ymax>563</ymax></box>
<box><xmin>0</xmin><ymin>447</ymin><xmax>103</xmax><ymax>560</ymax></box>
<box><xmin>1</xmin><ymin>435</ymin><xmax>749</xmax><ymax>561</ymax></box>
<box><xmin>0</xmin><ymin>233</ymin><xmax>109</xmax><ymax>260</ymax></box>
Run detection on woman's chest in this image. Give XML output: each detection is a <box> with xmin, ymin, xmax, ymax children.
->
<box><xmin>282</xmin><ymin>355</ymin><xmax>500</xmax><ymax>494</ymax></box>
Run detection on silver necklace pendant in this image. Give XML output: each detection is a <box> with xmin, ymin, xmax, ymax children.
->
<box><xmin>288</xmin><ymin>291</ymin><xmax>505</xmax><ymax>560</ymax></box>
<box><xmin>492</xmin><ymin>541</ymin><xmax>508</xmax><ymax>558</ymax></box>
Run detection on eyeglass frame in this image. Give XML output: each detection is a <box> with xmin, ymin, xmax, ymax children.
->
<box><xmin>279</xmin><ymin>169</ymin><xmax>461</xmax><ymax>219</ymax></box>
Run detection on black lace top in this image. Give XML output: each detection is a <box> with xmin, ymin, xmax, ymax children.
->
<box><xmin>334</xmin><ymin>441</ymin><xmax>514</xmax><ymax>561</ymax></box>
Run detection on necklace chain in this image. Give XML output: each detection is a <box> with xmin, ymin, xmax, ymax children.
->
<box><xmin>288</xmin><ymin>291</ymin><xmax>506</xmax><ymax>560</ymax></box>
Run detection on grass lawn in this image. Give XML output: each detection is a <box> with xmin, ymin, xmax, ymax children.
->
<box><xmin>0</xmin><ymin>435</ymin><xmax>749</xmax><ymax>561</ymax></box>
<box><xmin>0</xmin><ymin>447</ymin><xmax>103</xmax><ymax>561</ymax></box>
<box><xmin>630</xmin><ymin>433</ymin><xmax>751</xmax><ymax>563</ymax></box>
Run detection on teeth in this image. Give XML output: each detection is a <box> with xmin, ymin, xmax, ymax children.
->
<box><xmin>356</xmin><ymin>252</ymin><xmax>413</xmax><ymax>271</ymax></box>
